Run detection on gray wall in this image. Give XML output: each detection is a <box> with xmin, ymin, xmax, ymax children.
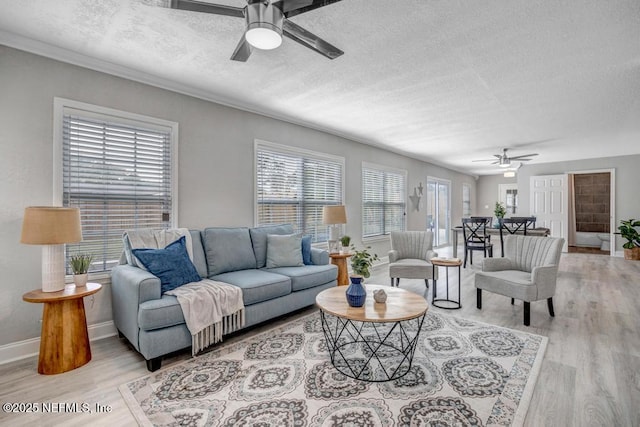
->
<box><xmin>476</xmin><ymin>174</ymin><xmax>517</xmax><ymax>218</ymax></box>
<box><xmin>0</xmin><ymin>45</ymin><xmax>476</xmax><ymax>348</ymax></box>
<box><xmin>477</xmin><ymin>156</ymin><xmax>640</xmax><ymax>251</ymax></box>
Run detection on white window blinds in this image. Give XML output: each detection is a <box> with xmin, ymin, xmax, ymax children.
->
<box><xmin>256</xmin><ymin>142</ymin><xmax>343</xmax><ymax>242</ymax></box>
<box><xmin>62</xmin><ymin>111</ymin><xmax>174</xmax><ymax>273</ymax></box>
<box><xmin>362</xmin><ymin>165</ymin><xmax>406</xmax><ymax>237</ymax></box>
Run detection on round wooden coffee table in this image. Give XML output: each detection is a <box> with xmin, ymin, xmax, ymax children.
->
<box><xmin>315</xmin><ymin>284</ymin><xmax>428</xmax><ymax>382</ymax></box>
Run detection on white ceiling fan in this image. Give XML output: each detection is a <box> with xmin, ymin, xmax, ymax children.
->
<box><xmin>472</xmin><ymin>148</ymin><xmax>538</xmax><ymax>168</ymax></box>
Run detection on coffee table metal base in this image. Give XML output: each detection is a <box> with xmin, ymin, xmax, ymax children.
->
<box><xmin>319</xmin><ymin>310</ymin><xmax>426</xmax><ymax>382</ymax></box>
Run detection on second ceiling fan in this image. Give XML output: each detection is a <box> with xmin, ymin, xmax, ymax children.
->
<box><xmin>168</xmin><ymin>0</ymin><xmax>344</xmax><ymax>62</ymax></box>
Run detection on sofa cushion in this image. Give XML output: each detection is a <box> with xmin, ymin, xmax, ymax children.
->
<box><xmin>211</xmin><ymin>269</ymin><xmax>291</xmax><ymax>306</ymax></box>
<box><xmin>204</xmin><ymin>227</ymin><xmax>257</xmax><ymax>276</ymax></box>
<box><xmin>266</xmin><ymin>234</ymin><xmax>304</xmax><ymax>268</ymax></box>
<box><xmin>249</xmin><ymin>224</ymin><xmax>295</xmax><ymax>268</ymax></box>
<box><xmin>266</xmin><ymin>264</ymin><xmax>337</xmax><ymax>292</ymax></box>
<box><xmin>132</xmin><ymin>236</ymin><xmax>201</xmax><ymax>294</ymax></box>
<box><xmin>189</xmin><ymin>229</ymin><xmax>208</xmax><ymax>278</ymax></box>
<box><xmin>138</xmin><ymin>295</ymin><xmax>185</xmax><ymax>331</ymax></box>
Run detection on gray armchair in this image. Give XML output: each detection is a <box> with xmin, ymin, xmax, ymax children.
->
<box><xmin>475</xmin><ymin>235</ymin><xmax>564</xmax><ymax>326</ymax></box>
<box><xmin>388</xmin><ymin>231</ymin><xmax>438</xmax><ymax>288</ymax></box>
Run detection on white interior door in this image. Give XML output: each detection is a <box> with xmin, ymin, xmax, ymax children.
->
<box><xmin>530</xmin><ymin>174</ymin><xmax>568</xmax><ymax>251</ymax></box>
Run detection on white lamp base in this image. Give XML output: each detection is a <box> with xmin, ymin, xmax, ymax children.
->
<box><xmin>42</xmin><ymin>244</ymin><xmax>66</xmax><ymax>292</ymax></box>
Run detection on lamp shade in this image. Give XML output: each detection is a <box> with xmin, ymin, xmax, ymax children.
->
<box><xmin>21</xmin><ymin>207</ymin><xmax>82</xmax><ymax>245</ymax></box>
<box><xmin>322</xmin><ymin>205</ymin><xmax>347</xmax><ymax>225</ymax></box>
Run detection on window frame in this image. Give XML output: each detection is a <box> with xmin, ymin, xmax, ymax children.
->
<box><xmin>53</xmin><ymin>98</ymin><xmax>178</xmax><ymax>279</ymax></box>
<box><xmin>361</xmin><ymin>162</ymin><xmax>407</xmax><ymax>240</ymax></box>
<box><xmin>254</xmin><ymin>139</ymin><xmax>345</xmax><ymax>243</ymax></box>
<box><xmin>462</xmin><ymin>183</ymin><xmax>472</xmax><ymax>217</ymax></box>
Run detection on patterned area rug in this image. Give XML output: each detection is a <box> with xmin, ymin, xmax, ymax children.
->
<box><xmin>120</xmin><ymin>311</ymin><xmax>547</xmax><ymax>426</ymax></box>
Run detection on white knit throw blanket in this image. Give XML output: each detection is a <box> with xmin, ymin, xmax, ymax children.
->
<box><xmin>165</xmin><ymin>279</ymin><xmax>245</xmax><ymax>356</ymax></box>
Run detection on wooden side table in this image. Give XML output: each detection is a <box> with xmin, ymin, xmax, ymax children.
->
<box><xmin>23</xmin><ymin>283</ymin><xmax>102</xmax><ymax>375</ymax></box>
<box><xmin>329</xmin><ymin>253</ymin><xmax>352</xmax><ymax>286</ymax></box>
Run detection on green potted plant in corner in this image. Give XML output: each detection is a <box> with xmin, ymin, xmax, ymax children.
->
<box><xmin>345</xmin><ymin>245</ymin><xmax>380</xmax><ymax>307</ymax></box>
<box><xmin>617</xmin><ymin>219</ymin><xmax>640</xmax><ymax>260</ymax></box>
<box><xmin>70</xmin><ymin>253</ymin><xmax>94</xmax><ymax>287</ymax></box>
<box><xmin>494</xmin><ymin>202</ymin><xmax>506</xmax><ymax>228</ymax></box>
<box><xmin>340</xmin><ymin>235</ymin><xmax>351</xmax><ymax>254</ymax></box>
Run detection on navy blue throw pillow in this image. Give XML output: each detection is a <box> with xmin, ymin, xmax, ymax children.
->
<box><xmin>132</xmin><ymin>236</ymin><xmax>201</xmax><ymax>294</ymax></box>
<box><xmin>301</xmin><ymin>235</ymin><xmax>313</xmax><ymax>265</ymax></box>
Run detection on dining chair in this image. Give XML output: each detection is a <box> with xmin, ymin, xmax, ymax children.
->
<box><xmin>498</xmin><ymin>217</ymin><xmax>536</xmax><ymax>255</ymax></box>
<box><xmin>461</xmin><ymin>217</ymin><xmax>493</xmax><ymax>268</ymax></box>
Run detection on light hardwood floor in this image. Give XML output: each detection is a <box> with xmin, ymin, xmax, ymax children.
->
<box><xmin>1</xmin><ymin>249</ymin><xmax>639</xmax><ymax>426</ymax></box>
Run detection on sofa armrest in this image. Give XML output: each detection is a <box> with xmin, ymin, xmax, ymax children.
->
<box><xmin>388</xmin><ymin>249</ymin><xmax>398</xmax><ymax>263</ymax></box>
<box><xmin>111</xmin><ymin>264</ymin><xmax>162</xmax><ymax>348</ymax></box>
<box><xmin>481</xmin><ymin>257</ymin><xmax>513</xmax><ymax>272</ymax></box>
<box><xmin>310</xmin><ymin>247</ymin><xmax>329</xmax><ymax>265</ymax></box>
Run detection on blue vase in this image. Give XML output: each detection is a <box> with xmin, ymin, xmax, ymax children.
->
<box><xmin>346</xmin><ymin>276</ymin><xmax>366</xmax><ymax>307</ymax></box>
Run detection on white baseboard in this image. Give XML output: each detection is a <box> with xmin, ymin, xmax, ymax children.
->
<box><xmin>0</xmin><ymin>321</ymin><xmax>117</xmax><ymax>366</ymax></box>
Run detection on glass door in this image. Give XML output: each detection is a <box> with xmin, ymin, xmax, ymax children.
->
<box><xmin>426</xmin><ymin>178</ymin><xmax>451</xmax><ymax>247</ymax></box>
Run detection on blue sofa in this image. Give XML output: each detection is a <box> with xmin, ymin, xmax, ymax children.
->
<box><xmin>111</xmin><ymin>225</ymin><xmax>337</xmax><ymax>371</ymax></box>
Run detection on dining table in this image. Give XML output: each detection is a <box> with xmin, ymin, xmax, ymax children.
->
<box><xmin>450</xmin><ymin>226</ymin><xmax>550</xmax><ymax>258</ymax></box>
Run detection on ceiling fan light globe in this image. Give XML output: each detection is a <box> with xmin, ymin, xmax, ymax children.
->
<box><xmin>246</xmin><ymin>27</ymin><xmax>282</xmax><ymax>50</ymax></box>
<box><xmin>245</xmin><ymin>2</ymin><xmax>284</xmax><ymax>50</ymax></box>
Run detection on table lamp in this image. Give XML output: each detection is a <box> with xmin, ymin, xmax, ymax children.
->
<box><xmin>20</xmin><ymin>206</ymin><xmax>82</xmax><ymax>292</ymax></box>
<box><xmin>322</xmin><ymin>205</ymin><xmax>347</xmax><ymax>254</ymax></box>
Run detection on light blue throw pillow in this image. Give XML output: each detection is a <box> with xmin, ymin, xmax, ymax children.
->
<box><xmin>132</xmin><ymin>236</ymin><xmax>201</xmax><ymax>294</ymax></box>
<box><xmin>266</xmin><ymin>234</ymin><xmax>304</xmax><ymax>268</ymax></box>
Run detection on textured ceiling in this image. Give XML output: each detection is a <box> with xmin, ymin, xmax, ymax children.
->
<box><xmin>1</xmin><ymin>0</ymin><xmax>639</xmax><ymax>175</ymax></box>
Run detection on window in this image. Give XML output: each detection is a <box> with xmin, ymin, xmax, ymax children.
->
<box><xmin>255</xmin><ymin>141</ymin><xmax>344</xmax><ymax>242</ymax></box>
<box><xmin>362</xmin><ymin>163</ymin><xmax>406</xmax><ymax>238</ymax></box>
<box><xmin>55</xmin><ymin>99</ymin><xmax>177</xmax><ymax>274</ymax></box>
<box><xmin>462</xmin><ymin>184</ymin><xmax>471</xmax><ymax>216</ymax></box>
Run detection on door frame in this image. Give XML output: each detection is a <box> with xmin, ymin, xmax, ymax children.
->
<box><xmin>426</xmin><ymin>176</ymin><xmax>452</xmax><ymax>248</ymax></box>
<box><xmin>567</xmin><ymin>168</ymin><xmax>616</xmax><ymax>256</ymax></box>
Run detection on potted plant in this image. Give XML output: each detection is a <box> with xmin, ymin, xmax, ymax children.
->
<box><xmin>340</xmin><ymin>235</ymin><xmax>351</xmax><ymax>254</ymax></box>
<box><xmin>617</xmin><ymin>219</ymin><xmax>640</xmax><ymax>260</ymax></box>
<box><xmin>70</xmin><ymin>253</ymin><xmax>94</xmax><ymax>287</ymax></box>
<box><xmin>344</xmin><ymin>245</ymin><xmax>380</xmax><ymax>307</ymax></box>
<box><xmin>494</xmin><ymin>202</ymin><xmax>506</xmax><ymax>228</ymax></box>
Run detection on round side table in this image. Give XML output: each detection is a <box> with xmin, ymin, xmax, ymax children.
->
<box><xmin>23</xmin><ymin>283</ymin><xmax>102</xmax><ymax>374</ymax></box>
<box><xmin>431</xmin><ymin>258</ymin><xmax>462</xmax><ymax>309</ymax></box>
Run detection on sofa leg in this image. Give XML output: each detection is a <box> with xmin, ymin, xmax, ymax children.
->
<box><xmin>477</xmin><ymin>289</ymin><xmax>482</xmax><ymax>309</ymax></box>
<box><xmin>524</xmin><ymin>302</ymin><xmax>530</xmax><ymax>326</ymax></box>
<box><xmin>424</xmin><ymin>279</ymin><xmax>429</xmax><ymax>289</ymax></box>
<box><xmin>547</xmin><ymin>297</ymin><xmax>555</xmax><ymax>317</ymax></box>
<box><xmin>146</xmin><ymin>357</ymin><xmax>162</xmax><ymax>372</ymax></box>
<box><xmin>117</xmin><ymin>330</ymin><xmax>124</xmax><ymax>339</ymax></box>
<box><xmin>511</xmin><ymin>298</ymin><xmax>514</xmax><ymax>305</ymax></box>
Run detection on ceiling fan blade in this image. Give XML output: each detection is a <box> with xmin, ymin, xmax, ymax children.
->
<box><xmin>170</xmin><ymin>0</ymin><xmax>245</xmax><ymax>18</ymax></box>
<box><xmin>283</xmin><ymin>19</ymin><xmax>343</xmax><ymax>59</ymax></box>
<box><xmin>278</xmin><ymin>0</ymin><xmax>343</xmax><ymax>18</ymax></box>
<box><xmin>230</xmin><ymin>36</ymin><xmax>252</xmax><ymax>62</ymax></box>
<box><xmin>471</xmin><ymin>159</ymin><xmax>496</xmax><ymax>162</ymax></box>
<box><xmin>509</xmin><ymin>153</ymin><xmax>539</xmax><ymax>160</ymax></box>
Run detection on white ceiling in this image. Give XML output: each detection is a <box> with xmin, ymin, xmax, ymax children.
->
<box><xmin>1</xmin><ymin>0</ymin><xmax>639</xmax><ymax>175</ymax></box>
